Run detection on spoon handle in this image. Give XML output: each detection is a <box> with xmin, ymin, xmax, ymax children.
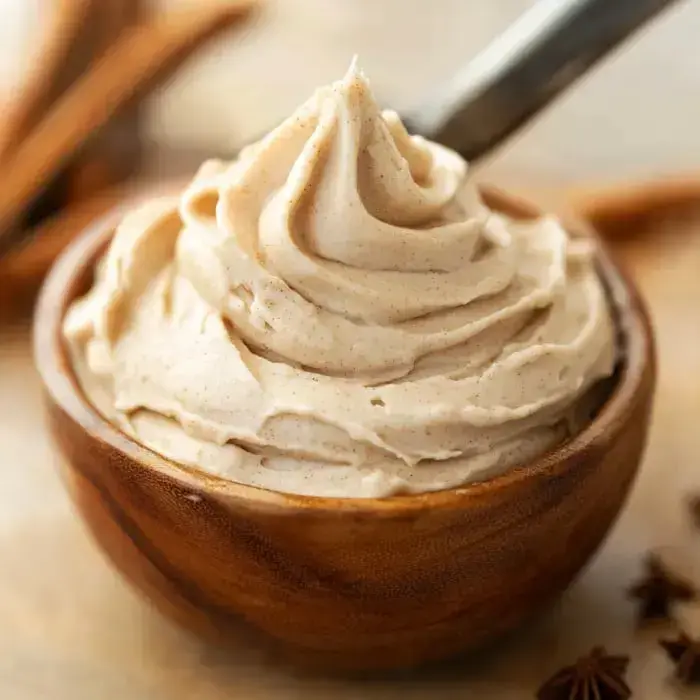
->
<box><xmin>409</xmin><ymin>0</ymin><xmax>684</xmax><ymax>162</ymax></box>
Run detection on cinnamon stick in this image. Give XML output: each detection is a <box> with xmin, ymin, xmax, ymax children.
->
<box><xmin>567</xmin><ymin>174</ymin><xmax>700</xmax><ymax>234</ymax></box>
<box><xmin>4</xmin><ymin>0</ymin><xmax>147</xmax><ymax>230</ymax></box>
<box><xmin>0</xmin><ymin>0</ymin><xmax>94</xmax><ymax>160</ymax></box>
<box><xmin>0</xmin><ymin>179</ymin><xmax>184</xmax><ymax>323</ymax></box>
<box><xmin>0</xmin><ymin>186</ymin><xmax>125</xmax><ymax>322</ymax></box>
<box><xmin>0</xmin><ymin>0</ymin><xmax>256</xmax><ymax>258</ymax></box>
<box><xmin>68</xmin><ymin>0</ymin><xmax>146</xmax><ymax>189</ymax></box>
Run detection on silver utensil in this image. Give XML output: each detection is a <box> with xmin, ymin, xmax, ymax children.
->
<box><xmin>408</xmin><ymin>0</ymin><xmax>684</xmax><ymax>162</ymax></box>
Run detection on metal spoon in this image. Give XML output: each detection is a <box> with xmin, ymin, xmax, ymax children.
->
<box><xmin>408</xmin><ymin>0</ymin><xmax>684</xmax><ymax>162</ymax></box>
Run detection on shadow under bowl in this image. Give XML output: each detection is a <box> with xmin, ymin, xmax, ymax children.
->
<box><xmin>33</xmin><ymin>200</ymin><xmax>655</xmax><ymax>672</ymax></box>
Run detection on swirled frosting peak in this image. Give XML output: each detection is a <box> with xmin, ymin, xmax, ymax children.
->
<box><xmin>64</xmin><ymin>62</ymin><xmax>616</xmax><ymax>498</ymax></box>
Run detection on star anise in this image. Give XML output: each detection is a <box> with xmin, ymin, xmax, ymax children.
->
<box><xmin>537</xmin><ymin>647</ymin><xmax>631</xmax><ymax>700</ymax></box>
<box><xmin>660</xmin><ymin>633</ymin><xmax>700</xmax><ymax>685</ymax></box>
<box><xmin>627</xmin><ymin>554</ymin><xmax>695</xmax><ymax>623</ymax></box>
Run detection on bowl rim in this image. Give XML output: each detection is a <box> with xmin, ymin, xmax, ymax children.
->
<box><xmin>34</xmin><ymin>200</ymin><xmax>655</xmax><ymax>514</ymax></box>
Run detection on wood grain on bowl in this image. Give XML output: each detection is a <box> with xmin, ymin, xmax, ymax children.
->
<box><xmin>33</xmin><ymin>195</ymin><xmax>656</xmax><ymax>672</ymax></box>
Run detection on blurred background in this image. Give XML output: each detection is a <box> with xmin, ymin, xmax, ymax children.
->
<box><xmin>2</xmin><ymin>0</ymin><xmax>700</xmax><ymax>185</ymax></box>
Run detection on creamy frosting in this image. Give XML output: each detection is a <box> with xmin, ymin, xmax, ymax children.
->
<box><xmin>64</xmin><ymin>62</ymin><xmax>616</xmax><ymax>498</ymax></box>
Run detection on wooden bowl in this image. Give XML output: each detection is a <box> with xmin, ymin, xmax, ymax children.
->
<box><xmin>33</xmin><ymin>198</ymin><xmax>656</xmax><ymax>672</ymax></box>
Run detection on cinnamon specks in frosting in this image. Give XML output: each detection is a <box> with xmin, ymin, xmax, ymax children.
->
<box><xmin>64</xmin><ymin>62</ymin><xmax>615</xmax><ymax>497</ymax></box>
